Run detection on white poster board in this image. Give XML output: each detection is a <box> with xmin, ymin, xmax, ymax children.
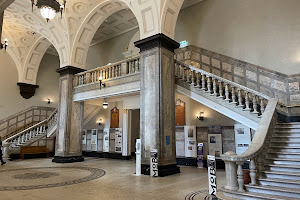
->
<box><xmin>208</xmin><ymin>134</ymin><xmax>222</xmax><ymax>159</ymax></box>
<box><xmin>103</xmin><ymin>128</ymin><xmax>110</xmax><ymax>152</ymax></box>
<box><xmin>184</xmin><ymin>126</ymin><xmax>197</xmax><ymax>158</ymax></box>
<box><xmin>91</xmin><ymin>129</ymin><xmax>98</xmax><ymax>151</ymax></box>
<box><xmin>82</xmin><ymin>129</ymin><xmax>87</xmax><ymax>151</ymax></box>
<box><xmin>234</xmin><ymin>124</ymin><xmax>251</xmax><ymax>155</ymax></box>
<box><xmin>115</xmin><ymin>128</ymin><xmax>122</xmax><ymax>153</ymax></box>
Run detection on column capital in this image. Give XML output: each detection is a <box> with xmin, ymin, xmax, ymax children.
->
<box><xmin>17</xmin><ymin>82</ymin><xmax>39</xmax><ymax>99</ymax></box>
<box><xmin>134</xmin><ymin>33</ymin><xmax>179</xmax><ymax>53</ymax></box>
<box><xmin>56</xmin><ymin>66</ymin><xmax>86</xmax><ymax>76</ymax></box>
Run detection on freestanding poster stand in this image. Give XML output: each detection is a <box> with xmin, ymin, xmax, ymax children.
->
<box><xmin>91</xmin><ymin>129</ymin><xmax>98</xmax><ymax>151</ymax></box>
<box><xmin>135</xmin><ymin>139</ymin><xmax>141</xmax><ymax>176</ymax></box>
<box><xmin>103</xmin><ymin>128</ymin><xmax>110</xmax><ymax>153</ymax></box>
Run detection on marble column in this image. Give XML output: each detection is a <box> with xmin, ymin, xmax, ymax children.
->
<box><xmin>52</xmin><ymin>66</ymin><xmax>85</xmax><ymax>163</ymax></box>
<box><xmin>135</xmin><ymin>34</ymin><xmax>180</xmax><ymax>177</ymax></box>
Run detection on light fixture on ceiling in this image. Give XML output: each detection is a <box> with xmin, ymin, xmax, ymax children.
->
<box><xmin>99</xmin><ymin>76</ymin><xmax>106</xmax><ymax>90</ymax></box>
<box><xmin>103</xmin><ymin>98</ymin><xmax>108</xmax><ymax>109</ymax></box>
<box><xmin>0</xmin><ymin>38</ymin><xmax>8</xmax><ymax>51</ymax></box>
<box><xmin>197</xmin><ymin>112</ymin><xmax>204</xmax><ymax>121</ymax></box>
<box><xmin>31</xmin><ymin>0</ymin><xmax>66</xmax><ymax>22</ymax></box>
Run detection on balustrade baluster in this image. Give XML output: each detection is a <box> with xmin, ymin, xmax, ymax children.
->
<box><xmin>252</xmin><ymin>95</ymin><xmax>259</xmax><ymax>114</ymax></box>
<box><xmin>175</xmin><ymin>63</ymin><xmax>178</xmax><ymax>77</ymax></box>
<box><xmin>212</xmin><ymin>78</ymin><xmax>217</xmax><ymax>95</ymax></box>
<box><xmin>260</xmin><ymin>98</ymin><xmax>265</xmax><ymax>115</ymax></box>
<box><xmin>218</xmin><ymin>81</ymin><xmax>224</xmax><ymax>98</ymax></box>
<box><xmin>195</xmin><ymin>73</ymin><xmax>200</xmax><ymax>88</ymax></box>
<box><xmin>249</xmin><ymin>159</ymin><xmax>257</xmax><ymax>185</ymax></box>
<box><xmin>186</xmin><ymin>69</ymin><xmax>191</xmax><ymax>83</ymax></box>
<box><xmin>201</xmin><ymin>74</ymin><xmax>206</xmax><ymax>90</ymax></box>
<box><xmin>238</xmin><ymin>89</ymin><xmax>244</xmax><ymax>107</ymax></box>
<box><xmin>182</xmin><ymin>67</ymin><xmax>186</xmax><ymax>80</ymax></box>
<box><xmin>244</xmin><ymin>92</ymin><xmax>251</xmax><ymax>111</ymax></box>
<box><xmin>112</xmin><ymin>66</ymin><xmax>115</xmax><ymax>78</ymax></box>
<box><xmin>225</xmin><ymin>84</ymin><xmax>230</xmax><ymax>101</ymax></box>
<box><xmin>230</xmin><ymin>87</ymin><xmax>237</xmax><ymax>104</ymax></box>
<box><xmin>206</xmin><ymin>76</ymin><xmax>212</xmax><ymax>93</ymax></box>
<box><xmin>135</xmin><ymin>60</ymin><xmax>139</xmax><ymax>73</ymax></box>
<box><xmin>237</xmin><ymin>162</ymin><xmax>245</xmax><ymax>192</ymax></box>
<box><xmin>190</xmin><ymin>71</ymin><xmax>195</xmax><ymax>86</ymax></box>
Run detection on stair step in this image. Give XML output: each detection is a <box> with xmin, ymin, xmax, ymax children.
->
<box><xmin>246</xmin><ymin>185</ymin><xmax>300</xmax><ymax>199</ymax></box>
<box><xmin>267</xmin><ymin>152</ymin><xmax>300</xmax><ymax>159</ymax></box>
<box><xmin>265</xmin><ymin>158</ymin><xmax>300</xmax><ymax>166</ymax></box>
<box><xmin>269</xmin><ymin>146</ymin><xmax>300</xmax><ymax>153</ymax></box>
<box><xmin>270</xmin><ymin>141</ymin><xmax>300</xmax><ymax>147</ymax></box>
<box><xmin>275</xmin><ymin>129</ymin><xmax>300</xmax><ymax>133</ymax></box>
<box><xmin>219</xmin><ymin>189</ymin><xmax>298</xmax><ymax>200</ymax></box>
<box><xmin>273</xmin><ymin>133</ymin><xmax>300</xmax><ymax>137</ymax></box>
<box><xmin>258</xmin><ymin>178</ymin><xmax>300</xmax><ymax>189</ymax></box>
<box><xmin>271</xmin><ymin>138</ymin><xmax>300</xmax><ymax>142</ymax></box>
<box><xmin>263</xmin><ymin>171</ymin><xmax>300</xmax><ymax>180</ymax></box>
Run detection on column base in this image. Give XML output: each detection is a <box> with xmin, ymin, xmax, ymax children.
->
<box><xmin>52</xmin><ymin>156</ymin><xmax>84</xmax><ymax>163</ymax></box>
<box><xmin>141</xmin><ymin>164</ymin><xmax>180</xmax><ymax>177</ymax></box>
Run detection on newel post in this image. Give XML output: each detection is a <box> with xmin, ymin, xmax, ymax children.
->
<box><xmin>224</xmin><ymin>151</ymin><xmax>239</xmax><ymax>191</ymax></box>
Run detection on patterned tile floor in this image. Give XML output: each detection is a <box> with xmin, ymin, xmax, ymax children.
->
<box><xmin>0</xmin><ymin>157</ymin><xmax>226</xmax><ymax>200</ymax></box>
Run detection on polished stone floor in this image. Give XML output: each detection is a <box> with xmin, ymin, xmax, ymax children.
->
<box><xmin>0</xmin><ymin>157</ymin><xmax>226</xmax><ymax>200</ymax></box>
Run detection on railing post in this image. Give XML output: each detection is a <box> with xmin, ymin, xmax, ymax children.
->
<box><xmin>206</xmin><ymin>76</ymin><xmax>212</xmax><ymax>93</ymax></box>
<box><xmin>86</xmin><ymin>72</ymin><xmax>91</xmax><ymax>84</ymax></box>
<box><xmin>260</xmin><ymin>98</ymin><xmax>265</xmax><ymax>114</ymax></box>
<box><xmin>252</xmin><ymin>95</ymin><xmax>259</xmax><ymax>114</ymax></box>
<box><xmin>218</xmin><ymin>81</ymin><xmax>224</xmax><ymax>98</ymax></box>
<box><xmin>195</xmin><ymin>73</ymin><xmax>201</xmax><ymax>88</ymax></box>
<box><xmin>182</xmin><ymin>66</ymin><xmax>186</xmax><ymax>80</ymax></box>
<box><xmin>237</xmin><ymin>162</ymin><xmax>245</xmax><ymax>192</ymax></box>
<box><xmin>121</xmin><ymin>62</ymin><xmax>128</xmax><ymax>76</ymax></box>
<box><xmin>249</xmin><ymin>159</ymin><xmax>257</xmax><ymax>185</ymax></box>
<box><xmin>230</xmin><ymin>87</ymin><xmax>237</xmax><ymax>104</ymax></box>
<box><xmin>225</xmin><ymin>84</ymin><xmax>230</xmax><ymax>101</ymax></box>
<box><xmin>212</xmin><ymin>78</ymin><xmax>217</xmax><ymax>96</ymax></box>
<box><xmin>186</xmin><ymin>69</ymin><xmax>191</xmax><ymax>83</ymax></box>
<box><xmin>190</xmin><ymin>70</ymin><xmax>195</xmax><ymax>86</ymax></box>
<box><xmin>201</xmin><ymin>73</ymin><xmax>206</xmax><ymax>90</ymax></box>
<box><xmin>244</xmin><ymin>92</ymin><xmax>251</xmax><ymax>111</ymax></box>
<box><xmin>224</xmin><ymin>152</ymin><xmax>239</xmax><ymax>191</ymax></box>
<box><xmin>238</xmin><ymin>89</ymin><xmax>244</xmax><ymax>107</ymax></box>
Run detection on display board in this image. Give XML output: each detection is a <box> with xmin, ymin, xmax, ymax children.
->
<box><xmin>110</xmin><ymin>107</ymin><xmax>119</xmax><ymax>128</ymax></box>
<box><xmin>175</xmin><ymin>99</ymin><xmax>185</xmax><ymax>126</ymax></box>
<box><xmin>91</xmin><ymin>129</ymin><xmax>98</xmax><ymax>151</ymax></box>
<box><xmin>208</xmin><ymin>134</ymin><xmax>222</xmax><ymax>159</ymax></box>
<box><xmin>115</xmin><ymin>128</ymin><xmax>122</xmax><ymax>153</ymax></box>
<box><xmin>234</xmin><ymin>124</ymin><xmax>251</xmax><ymax>155</ymax></box>
<box><xmin>82</xmin><ymin>129</ymin><xmax>87</xmax><ymax>151</ymax></box>
<box><xmin>207</xmin><ymin>155</ymin><xmax>217</xmax><ymax>196</ymax></box>
<box><xmin>103</xmin><ymin>128</ymin><xmax>110</xmax><ymax>152</ymax></box>
<box><xmin>184</xmin><ymin>126</ymin><xmax>197</xmax><ymax>158</ymax></box>
<box><xmin>150</xmin><ymin>149</ymin><xmax>158</xmax><ymax>177</ymax></box>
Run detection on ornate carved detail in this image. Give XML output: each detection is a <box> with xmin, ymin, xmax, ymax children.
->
<box><xmin>17</xmin><ymin>82</ymin><xmax>39</xmax><ymax>99</ymax></box>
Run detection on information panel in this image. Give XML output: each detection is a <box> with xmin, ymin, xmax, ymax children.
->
<box><xmin>208</xmin><ymin>134</ymin><xmax>222</xmax><ymax>159</ymax></box>
<box><xmin>115</xmin><ymin>128</ymin><xmax>122</xmax><ymax>153</ymax></box>
<box><xmin>234</xmin><ymin>124</ymin><xmax>251</xmax><ymax>155</ymax></box>
<box><xmin>184</xmin><ymin>126</ymin><xmax>197</xmax><ymax>158</ymax></box>
<box><xmin>103</xmin><ymin>128</ymin><xmax>110</xmax><ymax>152</ymax></box>
<box><xmin>91</xmin><ymin>129</ymin><xmax>98</xmax><ymax>152</ymax></box>
<box><xmin>82</xmin><ymin>129</ymin><xmax>87</xmax><ymax>151</ymax></box>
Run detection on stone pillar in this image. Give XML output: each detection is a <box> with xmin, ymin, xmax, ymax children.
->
<box><xmin>135</xmin><ymin>34</ymin><xmax>180</xmax><ymax>177</ymax></box>
<box><xmin>52</xmin><ymin>66</ymin><xmax>85</xmax><ymax>163</ymax></box>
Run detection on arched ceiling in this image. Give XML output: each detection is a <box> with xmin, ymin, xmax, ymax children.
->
<box><xmin>1</xmin><ymin>0</ymin><xmax>204</xmax><ymax>85</ymax></box>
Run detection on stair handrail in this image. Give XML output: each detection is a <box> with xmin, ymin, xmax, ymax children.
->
<box><xmin>175</xmin><ymin>60</ymin><xmax>270</xmax><ymax>100</ymax></box>
<box><xmin>3</xmin><ymin>108</ymin><xmax>58</xmax><ymax>144</ymax></box>
<box><xmin>0</xmin><ymin>106</ymin><xmax>56</xmax><ymax>139</ymax></box>
<box><xmin>2</xmin><ymin>108</ymin><xmax>58</xmax><ymax>159</ymax></box>
<box><xmin>220</xmin><ymin>98</ymin><xmax>278</xmax><ymax>192</ymax></box>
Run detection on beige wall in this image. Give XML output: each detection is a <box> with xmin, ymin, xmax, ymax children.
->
<box><xmin>86</xmin><ymin>28</ymin><xmax>139</xmax><ymax>70</ymax></box>
<box><xmin>175</xmin><ymin>0</ymin><xmax>300</xmax><ymax>75</ymax></box>
<box><xmin>175</xmin><ymin>93</ymin><xmax>235</xmax><ymax>127</ymax></box>
<box><xmin>0</xmin><ymin>52</ymin><xmax>59</xmax><ymax>119</ymax></box>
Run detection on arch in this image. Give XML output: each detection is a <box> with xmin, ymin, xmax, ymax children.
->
<box><xmin>20</xmin><ymin>37</ymin><xmax>52</xmax><ymax>85</ymax></box>
<box><xmin>70</xmin><ymin>0</ymin><xmax>160</xmax><ymax>69</ymax></box>
<box><xmin>160</xmin><ymin>0</ymin><xmax>184</xmax><ymax>39</ymax></box>
<box><xmin>4</xmin><ymin>0</ymin><xmax>70</xmax><ymax>67</ymax></box>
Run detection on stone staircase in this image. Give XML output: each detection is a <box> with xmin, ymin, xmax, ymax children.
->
<box><xmin>219</xmin><ymin>122</ymin><xmax>300</xmax><ymax>200</ymax></box>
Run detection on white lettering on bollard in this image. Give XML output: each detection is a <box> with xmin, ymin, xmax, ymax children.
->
<box><xmin>207</xmin><ymin>155</ymin><xmax>217</xmax><ymax>196</ymax></box>
<box><xmin>150</xmin><ymin>149</ymin><xmax>158</xmax><ymax>177</ymax></box>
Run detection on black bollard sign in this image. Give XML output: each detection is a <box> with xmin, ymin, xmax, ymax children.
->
<box><xmin>150</xmin><ymin>149</ymin><xmax>158</xmax><ymax>177</ymax></box>
<box><xmin>207</xmin><ymin>155</ymin><xmax>217</xmax><ymax>196</ymax></box>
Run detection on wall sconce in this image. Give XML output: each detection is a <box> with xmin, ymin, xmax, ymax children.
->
<box><xmin>96</xmin><ymin>119</ymin><xmax>102</xmax><ymax>125</ymax></box>
<box><xmin>103</xmin><ymin>98</ymin><xmax>108</xmax><ymax>109</ymax></box>
<box><xmin>0</xmin><ymin>38</ymin><xmax>8</xmax><ymax>51</ymax></box>
<box><xmin>197</xmin><ymin>112</ymin><xmax>204</xmax><ymax>121</ymax></box>
<box><xmin>47</xmin><ymin>98</ymin><xmax>51</xmax><ymax>104</ymax></box>
<box><xmin>99</xmin><ymin>76</ymin><xmax>106</xmax><ymax>90</ymax></box>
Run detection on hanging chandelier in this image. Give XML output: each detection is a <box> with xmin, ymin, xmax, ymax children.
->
<box><xmin>31</xmin><ymin>0</ymin><xmax>66</xmax><ymax>22</ymax></box>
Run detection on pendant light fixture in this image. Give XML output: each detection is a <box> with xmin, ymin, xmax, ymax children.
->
<box><xmin>31</xmin><ymin>0</ymin><xmax>66</xmax><ymax>22</ymax></box>
<box><xmin>103</xmin><ymin>98</ymin><xmax>108</xmax><ymax>109</ymax></box>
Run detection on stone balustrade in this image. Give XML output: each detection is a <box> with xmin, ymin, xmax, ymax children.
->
<box><xmin>175</xmin><ymin>60</ymin><xmax>270</xmax><ymax>117</ymax></box>
<box><xmin>2</xmin><ymin>108</ymin><xmax>58</xmax><ymax>159</ymax></box>
<box><xmin>74</xmin><ymin>56</ymin><xmax>140</xmax><ymax>87</ymax></box>
<box><xmin>221</xmin><ymin>98</ymin><xmax>278</xmax><ymax>193</ymax></box>
<box><xmin>0</xmin><ymin>106</ymin><xmax>56</xmax><ymax>139</ymax></box>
